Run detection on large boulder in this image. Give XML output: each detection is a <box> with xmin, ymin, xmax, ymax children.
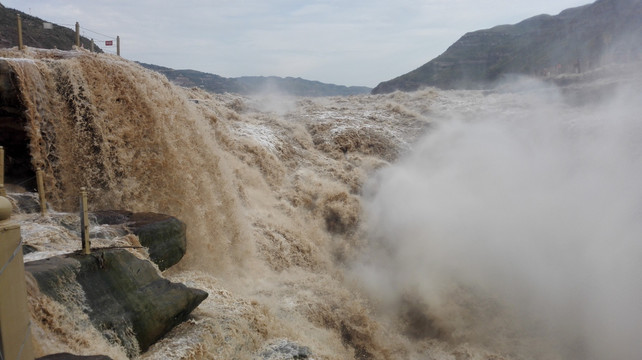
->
<box><xmin>0</xmin><ymin>60</ymin><xmax>37</xmax><ymax>189</ymax></box>
<box><xmin>258</xmin><ymin>339</ymin><xmax>312</xmax><ymax>360</ymax></box>
<box><xmin>7</xmin><ymin>192</ymin><xmax>41</xmax><ymax>214</ymax></box>
<box><xmin>25</xmin><ymin>249</ymin><xmax>208</xmax><ymax>357</ymax></box>
<box><xmin>91</xmin><ymin>210</ymin><xmax>187</xmax><ymax>271</ymax></box>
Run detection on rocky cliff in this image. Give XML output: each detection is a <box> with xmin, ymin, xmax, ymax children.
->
<box><xmin>372</xmin><ymin>0</ymin><xmax>642</xmax><ymax>93</ymax></box>
<box><xmin>0</xmin><ymin>4</ymin><xmax>99</xmax><ymax>51</ymax></box>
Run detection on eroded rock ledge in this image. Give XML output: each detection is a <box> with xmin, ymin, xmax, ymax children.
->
<box><xmin>26</xmin><ymin>249</ymin><xmax>207</xmax><ymax>357</ymax></box>
<box><xmin>91</xmin><ymin>210</ymin><xmax>186</xmax><ymax>271</ymax></box>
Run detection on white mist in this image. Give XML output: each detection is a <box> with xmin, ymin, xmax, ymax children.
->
<box><xmin>359</xmin><ymin>80</ymin><xmax>642</xmax><ymax>359</ymax></box>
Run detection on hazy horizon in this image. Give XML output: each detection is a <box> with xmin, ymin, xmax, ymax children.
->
<box><xmin>3</xmin><ymin>0</ymin><xmax>590</xmax><ymax>87</ymax></box>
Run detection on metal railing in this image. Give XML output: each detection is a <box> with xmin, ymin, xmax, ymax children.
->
<box><xmin>16</xmin><ymin>14</ymin><xmax>120</xmax><ymax>56</ymax></box>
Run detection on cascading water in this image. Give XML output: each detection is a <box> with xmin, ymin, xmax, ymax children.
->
<box><xmin>4</xmin><ymin>49</ymin><xmax>417</xmax><ymax>359</ymax></box>
<box><xmin>4</xmin><ymin>47</ymin><xmax>641</xmax><ymax>359</ymax></box>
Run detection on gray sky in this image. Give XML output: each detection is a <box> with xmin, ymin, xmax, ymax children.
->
<box><xmin>4</xmin><ymin>0</ymin><xmax>590</xmax><ymax>87</ymax></box>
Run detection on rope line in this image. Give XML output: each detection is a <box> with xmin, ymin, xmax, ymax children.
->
<box><xmin>0</xmin><ymin>238</ymin><xmax>23</xmax><ymax>277</ymax></box>
<box><xmin>16</xmin><ymin>175</ymin><xmax>35</xmax><ymax>187</ymax></box>
<box><xmin>80</xmin><ymin>26</ymin><xmax>117</xmax><ymax>40</ymax></box>
<box><xmin>15</xmin><ymin>321</ymin><xmax>32</xmax><ymax>360</ymax></box>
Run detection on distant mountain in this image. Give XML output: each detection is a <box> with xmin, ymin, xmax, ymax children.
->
<box><xmin>139</xmin><ymin>63</ymin><xmax>246</xmax><ymax>94</ymax></box>
<box><xmin>372</xmin><ymin>0</ymin><xmax>642</xmax><ymax>93</ymax></box>
<box><xmin>236</xmin><ymin>76</ymin><xmax>372</xmax><ymax>97</ymax></box>
<box><xmin>0</xmin><ymin>4</ymin><xmax>370</xmax><ymax>97</ymax></box>
<box><xmin>0</xmin><ymin>3</ymin><xmax>100</xmax><ymax>51</ymax></box>
<box><xmin>138</xmin><ymin>62</ymin><xmax>372</xmax><ymax>97</ymax></box>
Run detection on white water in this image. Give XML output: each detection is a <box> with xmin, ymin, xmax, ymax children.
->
<box><xmin>4</xmin><ymin>48</ymin><xmax>642</xmax><ymax>359</ymax></box>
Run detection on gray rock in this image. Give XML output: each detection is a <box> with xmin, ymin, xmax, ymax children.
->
<box><xmin>22</xmin><ymin>244</ymin><xmax>37</xmax><ymax>255</ymax></box>
<box><xmin>7</xmin><ymin>192</ymin><xmax>41</xmax><ymax>214</ymax></box>
<box><xmin>127</xmin><ymin>212</ymin><xmax>187</xmax><ymax>271</ymax></box>
<box><xmin>25</xmin><ymin>249</ymin><xmax>208</xmax><ymax>357</ymax></box>
<box><xmin>91</xmin><ymin>210</ymin><xmax>187</xmax><ymax>271</ymax></box>
<box><xmin>0</xmin><ymin>60</ymin><xmax>37</xmax><ymax>189</ymax></box>
<box><xmin>257</xmin><ymin>339</ymin><xmax>312</xmax><ymax>360</ymax></box>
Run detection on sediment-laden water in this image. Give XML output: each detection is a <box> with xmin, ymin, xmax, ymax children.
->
<box><xmin>3</xmin><ymin>48</ymin><xmax>642</xmax><ymax>359</ymax></box>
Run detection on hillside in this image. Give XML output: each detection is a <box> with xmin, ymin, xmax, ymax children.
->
<box><xmin>138</xmin><ymin>62</ymin><xmax>372</xmax><ymax>97</ymax></box>
<box><xmin>372</xmin><ymin>0</ymin><xmax>642</xmax><ymax>93</ymax></box>
<box><xmin>0</xmin><ymin>4</ymin><xmax>370</xmax><ymax>97</ymax></box>
<box><xmin>0</xmin><ymin>3</ymin><xmax>99</xmax><ymax>51</ymax></box>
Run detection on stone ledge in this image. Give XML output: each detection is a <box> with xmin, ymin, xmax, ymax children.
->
<box><xmin>26</xmin><ymin>249</ymin><xmax>207</xmax><ymax>357</ymax></box>
<box><xmin>92</xmin><ymin>210</ymin><xmax>187</xmax><ymax>271</ymax></box>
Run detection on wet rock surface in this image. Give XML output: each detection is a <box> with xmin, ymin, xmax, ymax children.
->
<box><xmin>25</xmin><ymin>249</ymin><xmax>208</xmax><ymax>357</ymax></box>
<box><xmin>7</xmin><ymin>192</ymin><xmax>41</xmax><ymax>214</ymax></box>
<box><xmin>92</xmin><ymin>210</ymin><xmax>187</xmax><ymax>271</ymax></box>
<box><xmin>258</xmin><ymin>339</ymin><xmax>312</xmax><ymax>360</ymax></box>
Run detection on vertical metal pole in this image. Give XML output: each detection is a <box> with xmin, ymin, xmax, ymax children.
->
<box><xmin>117</xmin><ymin>36</ymin><xmax>120</xmax><ymax>56</ymax></box>
<box><xmin>36</xmin><ymin>169</ymin><xmax>46</xmax><ymax>216</ymax></box>
<box><xmin>17</xmin><ymin>14</ymin><xmax>24</xmax><ymax>50</ymax></box>
<box><xmin>90</xmin><ymin>38</ymin><xmax>94</xmax><ymax>52</ymax></box>
<box><xmin>75</xmin><ymin>22</ymin><xmax>80</xmax><ymax>48</ymax></box>
<box><xmin>0</xmin><ymin>146</ymin><xmax>5</xmax><ymax>197</ymax></box>
<box><xmin>80</xmin><ymin>187</ymin><xmax>90</xmax><ymax>254</ymax></box>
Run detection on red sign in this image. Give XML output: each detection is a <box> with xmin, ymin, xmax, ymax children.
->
<box><xmin>105</xmin><ymin>40</ymin><xmax>113</xmax><ymax>46</ymax></box>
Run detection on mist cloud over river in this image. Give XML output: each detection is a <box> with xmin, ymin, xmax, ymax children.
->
<box><xmin>357</xmin><ymin>79</ymin><xmax>642</xmax><ymax>359</ymax></box>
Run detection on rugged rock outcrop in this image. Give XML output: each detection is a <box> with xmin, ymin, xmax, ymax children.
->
<box><xmin>0</xmin><ymin>60</ymin><xmax>35</xmax><ymax>189</ymax></box>
<box><xmin>0</xmin><ymin>4</ymin><xmax>98</xmax><ymax>51</ymax></box>
<box><xmin>91</xmin><ymin>210</ymin><xmax>187</xmax><ymax>271</ymax></box>
<box><xmin>26</xmin><ymin>249</ymin><xmax>208</xmax><ymax>357</ymax></box>
<box><xmin>373</xmin><ymin>0</ymin><xmax>642</xmax><ymax>92</ymax></box>
<box><xmin>6</xmin><ymin>192</ymin><xmax>41</xmax><ymax>214</ymax></box>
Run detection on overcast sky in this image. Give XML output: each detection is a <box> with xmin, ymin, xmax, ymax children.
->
<box><xmin>4</xmin><ymin>0</ymin><xmax>591</xmax><ymax>87</ymax></box>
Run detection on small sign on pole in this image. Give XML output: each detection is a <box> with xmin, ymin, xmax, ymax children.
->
<box><xmin>105</xmin><ymin>40</ymin><xmax>113</xmax><ymax>46</ymax></box>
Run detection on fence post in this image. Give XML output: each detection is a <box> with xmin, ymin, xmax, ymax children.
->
<box><xmin>80</xmin><ymin>187</ymin><xmax>90</xmax><ymax>254</ymax></box>
<box><xmin>75</xmin><ymin>22</ymin><xmax>80</xmax><ymax>48</ymax></box>
<box><xmin>91</xmin><ymin>38</ymin><xmax>94</xmax><ymax>52</ymax></box>
<box><xmin>0</xmin><ymin>146</ymin><xmax>5</xmax><ymax>196</ymax></box>
<box><xmin>0</xmin><ymin>196</ymin><xmax>35</xmax><ymax>360</ymax></box>
<box><xmin>117</xmin><ymin>36</ymin><xmax>120</xmax><ymax>56</ymax></box>
<box><xmin>36</xmin><ymin>169</ymin><xmax>47</xmax><ymax>216</ymax></box>
<box><xmin>17</xmin><ymin>14</ymin><xmax>24</xmax><ymax>50</ymax></box>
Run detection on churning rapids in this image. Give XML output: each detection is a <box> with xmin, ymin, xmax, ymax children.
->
<box><xmin>3</xmin><ymin>48</ymin><xmax>642</xmax><ymax>359</ymax></box>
